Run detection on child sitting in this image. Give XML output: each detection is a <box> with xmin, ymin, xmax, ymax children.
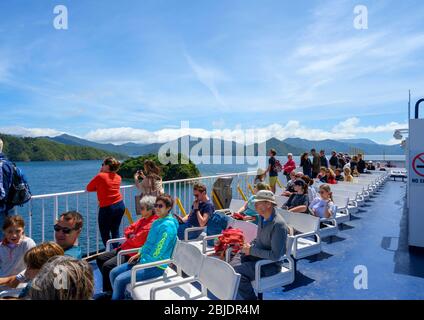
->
<box><xmin>0</xmin><ymin>215</ymin><xmax>36</xmax><ymax>279</ymax></box>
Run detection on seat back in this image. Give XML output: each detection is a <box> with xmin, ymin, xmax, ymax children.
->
<box><xmin>332</xmin><ymin>195</ymin><xmax>349</xmax><ymax>209</ymax></box>
<box><xmin>172</xmin><ymin>240</ymin><xmax>204</xmax><ymax>277</ymax></box>
<box><xmin>230</xmin><ymin>219</ymin><xmax>258</xmax><ymax>243</ymax></box>
<box><xmin>275</xmin><ymin>195</ymin><xmax>289</xmax><ymax>207</ymax></box>
<box><xmin>198</xmin><ymin>256</ymin><xmax>241</xmax><ymax>300</ymax></box>
<box><xmin>278</xmin><ymin>209</ymin><xmax>320</xmax><ymax>233</ymax></box>
<box><xmin>229</xmin><ymin>199</ymin><xmax>246</xmax><ymax>212</ymax></box>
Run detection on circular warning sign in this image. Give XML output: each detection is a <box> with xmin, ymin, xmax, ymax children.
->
<box><xmin>412</xmin><ymin>152</ymin><xmax>424</xmax><ymax>177</ymax></box>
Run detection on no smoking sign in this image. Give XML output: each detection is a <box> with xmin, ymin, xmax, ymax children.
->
<box><xmin>412</xmin><ymin>153</ymin><xmax>424</xmax><ymax>178</ymax></box>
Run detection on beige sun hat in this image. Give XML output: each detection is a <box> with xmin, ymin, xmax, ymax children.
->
<box><xmin>257</xmin><ymin>168</ymin><xmax>266</xmax><ymax>176</ymax></box>
<box><xmin>253</xmin><ymin>190</ymin><xmax>277</xmax><ymax>205</ymax></box>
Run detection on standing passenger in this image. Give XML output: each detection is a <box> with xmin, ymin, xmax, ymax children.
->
<box><xmin>87</xmin><ymin>157</ymin><xmax>125</xmax><ymax>246</ymax></box>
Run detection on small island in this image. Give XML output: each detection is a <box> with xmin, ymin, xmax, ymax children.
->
<box><xmin>118</xmin><ymin>153</ymin><xmax>200</xmax><ymax>181</ymax></box>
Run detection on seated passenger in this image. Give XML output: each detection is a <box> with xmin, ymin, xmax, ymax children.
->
<box><xmin>253</xmin><ymin>168</ymin><xmax>266</xmax><ymax>185</ymax></box>
<box><xmin>233</xmin><ymin>190</ymin><xmax>288</xmax><ymax>300</ymax></box>
<box><xmin>282</xmin><ymin>179</ymin><xmax>309</xmax><ymax>213</ymax></box>
<box><xmin>177</xmin><ymin>183</ymin><xmax>215</xmax><ymax>240</ymax></box>
<box><xmin>109</xmin><ymin>194</ymin><xmax>178</xmax><ymax>300</ymax></box>
<box><xmin>309</xmin><ymin>184</ymin><xmax>337</xmax><ymax>219</ymax></box>
<box><xmin>237</xmin><ymin>183</ymin><xmax>270</xmax><ymax>224</ymax></box>
<box><xmin>0</xmin><ymin>242</ymin><xmax>64</xmax><ymax>299</ymax></box>
<box><xmin>54</xmin><ymin>211</ymin><xmax>83</xmax><ymax>259</ymax></box>
<box><xmin>29</xmin><ymin>255</ymin><xmax>93</xmax><ymax>300</ymax></box>
<box><xmin>326</xmin><ymin>168</ymin><xmax>337</xmax><ymax>184</ymax></box>
<box><xmin>352</xmin><ymin>168</ymin><xmax>360</xmax><ymax>177</ymax></box>
<box><xmin>317</xmin><ymin>167</ymin><xmax>328</xmax><ymax>183</ymax></box>
<box><xmin>96</xmin><ymin>196</ymin><xmax>158</xmax><ymax>294</ymax></box>
<box><xmin>0</xmin><ymin>215</ymin><xmax>36</xmax><ymax>279</ymax></box>
<box><xmin>335</xmin><ymin>168</ymin><xmax>344</xmax><ymax>181</ymax></box>
<box><xmin>343</xmin><ymin>167</ymin><xmax>354</xmax><ymax>182</ymax></box>
<box><xmin>367</xmin><ymin>161</ymin><xmax>376</xmax><ymax>171</ymax></box>
<box><xmin>301</xmin><ymin>176</ymin><xmax>317</xmax><ymax>203</ymax></box>
<box><xmin>282</xmin><ymin>171</ymin><xmax>296</xmax><ymax>197</ymax></box>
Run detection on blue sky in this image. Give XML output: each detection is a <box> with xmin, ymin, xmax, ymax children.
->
<box><xmin>0</xmin><ymin>0</ymin><xmax>423</xmax><ymax>145</ymax></box>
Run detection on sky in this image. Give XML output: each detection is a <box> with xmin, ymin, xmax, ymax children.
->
<box><xmin>0</xmin><ymin>0</ymin><xmax>423</xmax><ymax>145</ymax></box>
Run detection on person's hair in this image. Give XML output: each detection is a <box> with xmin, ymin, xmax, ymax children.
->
<box><xmin>301</xmin><ymin>152</ymin><xmax>309</xmax><ymax>160</ymax></box>
<box><xmin>0</xmin><ymin>138</ymin><xmax>3</xmax><ymax>153</ymax></box>
<box><xmin>344</xmin><ymin>167</ymin><xmax>352</xmax><ymax>175</ymax></box>
<box><xmin>301</xmin><ymin>175</ymin><xmax>314</xmax><ymax>186</ymax></box>
<box><xmin>156</xmin><ymin>194</ymin><xmax>174</xmax><ymax>209</ymax></box>
<box><xmin>311</xmin><ymin>148</ymin><xmax>316</xmax><ymax>153</ymax></box>
<box><xmin>296</xmin><ymin>181</ymin><xmax>308</xmax><ymax>194</ymax></box>
<box><xmin>139</xmin><ymin>195</ymin><xmax>156</xmax><ymax>211</ymax></box>
<box><xmin>319</xmin><ymin>184</ymin><xmax>333</xmax><ymax>202</ymax></box>
<box><xmin>255</xmin><ymin>182</ymin><xmax>270</xmax><ymax>191</ymax></box>
<box><xmin>59</xmin><ymin>211</ymin><xmax>83</xmax><ymax>231</ymax></box>
<box><xmin>320</xmin><ymin>167</ymin><xmax>327</xmax><ymax>173</ymax></box>
<box><xmin>2</xmin><ymin>215</ymin><xmax>25</xmax><ymax>231</ymax></box>
<box><xmin>144</xmin><ymin>160</ymin><xmax>161</xmax><ymax>177</ymax></box>
<box><xmin>335</xmin><ymin>168</ymin><xmax>342</xmax><ymax>174</ymax></box>
<box><xmin>24</xmin><ymin>242</ymin><xmax>65</xmax><ymax>270</ymax></box>
<box><xmin>269</xmin><ymin>148</ymin><xmax>276</xmax><ymax>156</ymax></box>
<box><xmin>320</xmin><ymin>150</ymin><xmax>325</xmax><ymax>153</ymax></box>
<box><xmin>327</xmin><ymin>168</ymin><xmax>336</xmax><ymax>178</ymax></box>
<box><xmin>352</xmin><ymin>155</ymin><xmax>358</xmax><ymax>162</ymax></box>
<box><xmin>29</xmin><ymin>255</ymin><xmax>94</xmax><ymax>300</ymax></box>
<box><xmin>103</xmin><ymin>157</ymin><xmax>121</xmax><ymax>172</ymax></box>
<box><xmin>193</xmin><ymin>182</ymin><xmax>207</xmax><ymax>193</ymax></box>
<box><xmin>358</xmin><ymin>153</ymin><xmax>363</xmax><ymax>158</ymax></box>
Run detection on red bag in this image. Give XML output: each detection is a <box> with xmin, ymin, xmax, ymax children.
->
<box><xmin>214</xmin><ymin>228</ymin><xmax>245</xmax><ymax>258</ymax></box>
<box><xmin>232</xmin><ymin>212</ymin><xmax>246</xmax><ymax>220</ymax></box>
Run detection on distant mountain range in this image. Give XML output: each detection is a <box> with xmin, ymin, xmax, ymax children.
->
<box><xmin>46</xmin><ymin>134</ymin><xmax>404</xmax><ymax>157</ymax></box>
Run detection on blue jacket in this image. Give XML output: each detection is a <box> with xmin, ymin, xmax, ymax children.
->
<box><xmin>0</xmin><ymin>153</ymin><xmax>13</xmax><ymax>214</ymax></box>
<box><xmin>138</xmin><ymin>213</ymin><xmax>178</xmax><ymax>269</ymax></box>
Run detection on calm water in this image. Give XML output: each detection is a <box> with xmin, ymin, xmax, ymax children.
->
<box><xmin>12</xmin><ymin>155</ymin><xmax>404</xmax><ymax>255</ymax></box>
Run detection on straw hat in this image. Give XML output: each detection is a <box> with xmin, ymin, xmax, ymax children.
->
<box><xmin>257</xmin><ymin>168</ymin><xmax>266</xmax><ymax>176</ymax></box>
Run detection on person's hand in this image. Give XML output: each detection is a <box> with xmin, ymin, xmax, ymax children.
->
<box><xmin>193</xmin><ymin>200</ymin><xmax>199</xmax><ymax>210</ymax></box>
<box><xmin>128</xmin><ymin>253</ymin><xmax>140</xmax><ymax>264</ymax></box>
<box><xmin>242</xmin><ymin>243</ymin><xmax>251</xmax><ymax>255</ymax></box>
<box><xmin>139</xmin><ymin>171</ymin><xmax>146</xmax><ymax>179</ymax></box>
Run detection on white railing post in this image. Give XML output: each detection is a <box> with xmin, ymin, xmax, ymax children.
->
<box><xmin>41</xmin><ymin>198</ymin><xmax>45</xmax><ymax>242</ymax></box>
<box><xmin>86</xmin><ymin>193</ymin><xmax>90</xmax><ymax>257</ymax></box>
<box><xmin>28</xmin><ymin>200</ymin><xmax>32</xmax><ymax>239</ymax></box>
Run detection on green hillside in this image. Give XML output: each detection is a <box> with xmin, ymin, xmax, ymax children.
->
<box><xmin>0</xmin><ymin>133</ymin><xmax>127</xmax><ymax>162</ymax></box>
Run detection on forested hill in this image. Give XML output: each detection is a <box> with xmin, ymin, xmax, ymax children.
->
<box><xmin>0</xmin><ymin>134</ymin><xmax>127</xmax><ymax>161</ymax></box>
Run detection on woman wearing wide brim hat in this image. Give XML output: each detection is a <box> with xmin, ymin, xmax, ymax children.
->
<box><xmin>254</xmin><ymin>168</ymin><xmax>266</xmax><ymax>185</ymax></box>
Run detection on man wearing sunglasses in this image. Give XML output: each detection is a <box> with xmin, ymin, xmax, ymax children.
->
<box><xmin>177</xmin><ymin>182</ymin><xmax>215</xmax><ymax>240</ymax></box>
<box><xmin>54</xmin><ymin>211</ymin><xmax>83</xmax><ymax>259</ymax></box>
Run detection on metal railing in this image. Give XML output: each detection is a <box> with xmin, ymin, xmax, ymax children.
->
<box><xmin>14</xmin><ymin>170</ymin><xmax>257</xmax><ymax>258</ymax></box>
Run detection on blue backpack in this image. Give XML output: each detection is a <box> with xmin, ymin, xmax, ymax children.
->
<box><xmin>7</xmin><ymin>163</ymin><xmax>31</xmax><ymax>207</ymax></box>
<box><xmin>206</xmin><ymin>212</ymin><xmax>230</xmax><ymax>246</ymax></box>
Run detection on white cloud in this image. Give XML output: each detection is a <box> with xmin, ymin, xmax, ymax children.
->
<box><xmin>82</xmin><ymin>117</ymin><xmax>407</xmax><ymax>145</ymax></box>
<box><xmin>0</xmin><ymin>126</ymin><xmax>63</xmax><ymax>137</ymax></box>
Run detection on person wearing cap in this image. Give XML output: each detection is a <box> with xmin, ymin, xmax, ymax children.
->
<box><xmin>254</xmin><ymin>168</ymin><xmax>266</xmax><ymax>185</ymax></box>
<box><xmin>233</xmin><ymin>190</ymin><xmax>288</xmax><ymax>300</ymax></box>
<box><xmin>282</xmin><ymin>153</ymin><xmax>296</xmax><ymax>183</ymax></box>
<box><xmin>282</xmin><ymin>179</ymin><xmax>309</xmax><ymax>213</ymax></box>
<box><xmin>367</xmin><ymin>161</ymin><xmax>376</xmax><ymax>171</ymax></box>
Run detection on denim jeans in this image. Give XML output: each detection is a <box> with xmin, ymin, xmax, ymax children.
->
<box><xmin>177</xmin><ymin>223</ymin><xmax>203</xmax><ymax>240</ymax></box>
<box><xmin>98</xmin><ymin>200</ymin><xmax>125</xmax><ymax>246</ymax></box>
<box><xmin>109</xmin><ymin>262</ymin><xmax>164</xmax><ymax>300</ymax></box>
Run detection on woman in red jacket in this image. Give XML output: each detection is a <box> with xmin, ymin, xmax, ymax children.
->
<box><xmin>95</xmin><ymin>195</ymin><xmax>158</xmax><ymax>294</ymax></box>
<box><xmin>86</xmin><ymin>157</ymin><xmax>125</xmax><ymax>246</ymax></box>
<box><xmin>283</xmin><ymin>153</ymin><xmax>297</xmax><ymax>183</ymax></box>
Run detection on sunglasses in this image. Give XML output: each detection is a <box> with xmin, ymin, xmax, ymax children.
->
<box><xmin>54</xmin><ymin>224</ymin><xmax>77</xmax><ymax>234</ymax></box>
<box><xmin>154</xmin><ymin>203</ymin><xmax>165</xmax><ymax>208</ymax></box>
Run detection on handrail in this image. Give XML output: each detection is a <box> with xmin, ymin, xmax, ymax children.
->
<box><xmin>415</xmin><ymin>98</ymin><xmax>424</xmax><ymax>119</ymax></box>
